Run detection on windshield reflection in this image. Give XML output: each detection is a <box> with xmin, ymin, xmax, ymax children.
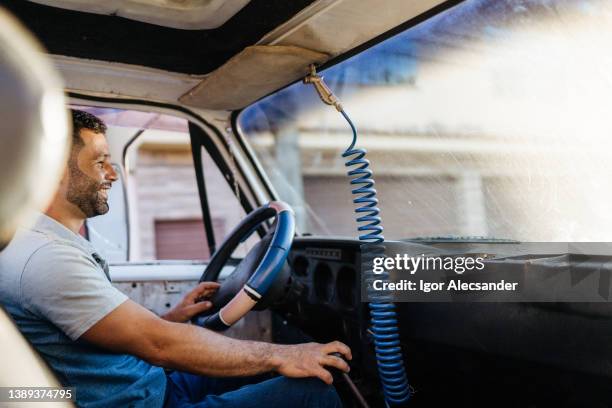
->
<box><xmin>240</xmin><ymin>0</ymin><xmax>612</xmax><ymax>242</ymax></box>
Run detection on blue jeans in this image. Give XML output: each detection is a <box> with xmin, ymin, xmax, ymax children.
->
<box><xmin>163</xmin><ymin>371</ymin><xmax>342</xmax><ymax>408</ymax></box>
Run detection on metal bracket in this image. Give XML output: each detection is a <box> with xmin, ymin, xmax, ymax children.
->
<box><xmin>303</xmin><ymin>64</ymin><xmax>343</xmax><ymax>112</ymax></box>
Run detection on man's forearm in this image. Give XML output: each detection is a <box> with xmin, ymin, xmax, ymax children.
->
<box><xmin>145</xmin><ymin>319</ymin><xmax>281</xmax><ymax>377</ymax></box>
<box><xmin>82</xmin><ymin>300</ymin><xmax>351</xmax><ymax>384</ymax></box>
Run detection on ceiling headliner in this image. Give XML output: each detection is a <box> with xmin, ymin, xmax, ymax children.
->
<box><xmin>4</xmin><ymin>0</ymin><xmax>462</xmax><ymax>110</ymax></box>
<box><xmin>3</xmin><ymin>0</ymin><xmax>315</xmax><ymax>74</ymax></box>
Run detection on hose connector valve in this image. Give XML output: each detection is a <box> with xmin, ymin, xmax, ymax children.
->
<box><xmin>303</xmin><ymin>64</ymin><xmax>343</xmax><ymax>112</ymax></box>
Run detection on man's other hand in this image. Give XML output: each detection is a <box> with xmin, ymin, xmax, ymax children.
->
<box><xmin>162</xmin><ymin>282</ymin><xmax>221</xmax><ymax>323</ymax></box>
<box><xmin>273</xmin><ymin>341</ymin><xmax>352</xmax><ymax>384</ymax></box>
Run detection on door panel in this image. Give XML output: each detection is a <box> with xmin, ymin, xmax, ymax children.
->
<box><xmin>110</xmin><ymin>263</ymin><xmax>271</xmax><ymax>341</ymax></box>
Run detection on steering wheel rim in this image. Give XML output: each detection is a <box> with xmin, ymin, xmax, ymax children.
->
<box><xmin>197</xmin><ymin>201</ymin><xmax>295</xmax><ymax>331</ymax></box>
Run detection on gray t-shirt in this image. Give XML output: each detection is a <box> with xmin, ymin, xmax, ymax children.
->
<box><xmin>0</xmin><ymin>214</ymin><xmax>166</xmax><ymax>407</ymax></box>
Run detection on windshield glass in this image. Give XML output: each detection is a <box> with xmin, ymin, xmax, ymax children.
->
<box><xmin>238</xmin><ymin>0</ymin><xmax>612</xmax><ymax>241</ymax></box>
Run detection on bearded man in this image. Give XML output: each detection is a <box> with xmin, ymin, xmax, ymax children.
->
<box><xmin>0</xmin><ymin>109</ymin><xmax>350</xmax><ymax>408</ymax></box>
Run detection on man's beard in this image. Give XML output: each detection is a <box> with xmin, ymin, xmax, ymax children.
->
<box><xmin>66</xmin><ymin>163</ymin><xmax>111</xmax><ymax>218</ymax></box>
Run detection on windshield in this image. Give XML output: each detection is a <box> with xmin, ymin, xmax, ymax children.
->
<box><xmin>238</xmin><ymin>0</ymin><xmax>612</xmax><ymax>241</ymax></box>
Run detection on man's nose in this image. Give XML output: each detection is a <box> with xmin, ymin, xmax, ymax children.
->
<box><xmin>106</xmin><ymin>164</ymin><xmax>119</xmax><ymax>182</ymax></box>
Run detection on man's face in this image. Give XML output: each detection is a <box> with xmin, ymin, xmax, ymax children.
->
<box><xmin>66</xmin><ymin>129</ymin><xmax>118</xmax><ymax>218</ymax></box>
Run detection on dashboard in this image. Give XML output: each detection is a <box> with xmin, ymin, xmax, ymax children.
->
<box><xmin>276</xmin><ymin>237</ymin><xmax>366</xmax><ymax>351</ymax></box>
<box><xmin>273</xmin><ymin>236</ymin><xmax>612</xmax><ymax>407</ymax></box>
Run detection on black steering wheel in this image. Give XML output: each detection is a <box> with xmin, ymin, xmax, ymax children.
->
<box><xmin>193</xmin><ymin>201</ymin><xmax>295</xmax><ymax>331</ymax></box>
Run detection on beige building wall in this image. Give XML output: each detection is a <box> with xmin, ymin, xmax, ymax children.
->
<box><xmin>132</xmin><ymin>144</ymin><xmax>247</xmax><ymax>261</ymax></box>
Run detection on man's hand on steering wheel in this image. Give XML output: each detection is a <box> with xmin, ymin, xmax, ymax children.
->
<box><xmin>162</xmin><ymin>282</ymin><xmax>221</xmax><ymax>323</ymax></box>
<box><xmin>193</xmin><ymin>202</ymin><xmax>296</xmax><ymax>331</ymax></box>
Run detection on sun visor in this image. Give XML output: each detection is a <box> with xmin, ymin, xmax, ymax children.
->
<box><xmin>179</xmin><ymin>45</ymin><xmax>328</xmax><ymax>111</ymax></box>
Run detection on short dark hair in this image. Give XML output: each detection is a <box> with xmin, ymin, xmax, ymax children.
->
<box><xmin>70</xmin><ymin>109</ymin><xmax>107</xmax><ymax>149</ymax></box>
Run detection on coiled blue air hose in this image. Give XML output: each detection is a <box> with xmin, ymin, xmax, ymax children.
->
<box><xmin>340</xmin><ymin>110</ymin><xmax>411</xmax><ymax>406</ymax></box>
<box><xmin>303</xmin><ymin>65</ymin><xmax>411</xmax><ymax>405</ymax></box>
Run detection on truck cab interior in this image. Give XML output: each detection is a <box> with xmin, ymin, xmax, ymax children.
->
<box><xmin>3</xmin><ymin>0</ymin><xmax>612</xmax><ymax>406</ymax></box>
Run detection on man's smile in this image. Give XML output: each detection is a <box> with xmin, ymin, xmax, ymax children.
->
<box><xmin>99</xmin><ymin>184</ymin><xmax>111</xmax><ymax>198</ymax></box>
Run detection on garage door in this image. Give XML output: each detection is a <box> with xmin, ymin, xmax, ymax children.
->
<box><xmin>154</xmin><ymin>218</ymin><xmax>225</xmax><ymax>260</ymax></box>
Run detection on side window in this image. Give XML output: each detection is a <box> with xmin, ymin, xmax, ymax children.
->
<box><xmin>73</xmin><ymin>105</ymin><xmax>248</xmax><ymax>262</ymax></box>
<box><xmin>126</xmin><ymin>117</ymin><xmax>204</xmax><ymax>261</ymax></box>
